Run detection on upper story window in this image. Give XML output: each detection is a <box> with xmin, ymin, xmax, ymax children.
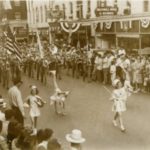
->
<box><xmin>33</xmin><ymin>8</ymin><xmax>35</xmax><ymax>24</ymax></box>
<box><xmin>87</xmin><ymin>0</ymin><xmax>91</xmax><ymax>18</ymax></box>
<box><xmin>36</xmin><ymin>7</ymin><xmax>39</xmax><ymax>23</ymax></box>
<box><xmin>15</xmin><ymin>12</ymin><xmax>21</xmax><ymax>20</ymax></box>
<box><xmin>70</xmin><ymin>2</ymin><xmax>73</xmax><ymax>15</ymax></box>
<box><xmin>87</xmin><ymin>0</ymin><xmax>90</xmax><ymax>12</ymax></box>
<box><xmin>97</xmin><ymin>0</ymin><xmax>101</xmax><ymax>7</ymax></box>
<box><xmin>62</xmin><ymin>3</ymin><xmax>66</xmax><ymax>20</ymax></box>
<box><xmin>14</xmin><ymin>0</ymin><xmax>20</xmax><ymax>7</ymax></box>
<box><xmin>41</xmin><ymin>6</ymin><xmax>43</xmax><ymax>23</ymax></box>
<box><xmin>44</xmin><ymin>5</ymin><xmax>47</xmax><ymax>22</ymax></box>
<box><xmin>76</xmin><ymin>1</ymin><xmax>83</xmax><ymax>19</ymax></box>
<box><xmin>144</xmin><ymin>0</ymin><xmax>149</xmax><ymax>12</ymax></box>
<box><xmin>97</xmin><ymin>0</ymin><xmax>106</xmax><ymax>7</ymax></box>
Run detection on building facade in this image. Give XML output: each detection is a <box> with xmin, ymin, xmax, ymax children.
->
<box><xmin>27</xmin><ymin>0</ymin><xmax>150</xmax><ymax>50</ymax></box>
<box><xmin>0</xmin><ymin>0</ymin><xmax>28</xmax><ymax>41</ymax></box>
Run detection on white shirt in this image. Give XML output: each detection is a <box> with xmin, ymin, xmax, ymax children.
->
<box><xmin>110</xmin><ymin>65</ymin><xmax>116</xmax><ymax>74</ymax></box>
<box><xmin>118</xmin><ymin>49</ymin><xmax>126</xmax><ymax>55</ymax></box>
<box><xmin>0</xmin><ymin>111</ymin><xmax>5</xmax><ymax>122</ymax></box>
<box><xmin>103</xmin><ymin>57</ymin><xmax>109</xmax><ymax>69</ymax></box>
<box><xmin>95</xmin><ymin>56</ymin><xmax>103</xmax><ymax>70</ymax></box>
<box><xmin>8</xmin><ymin>86</ymin><xmax>25</xmax><ymax>116</ymax></box>
<box><xmin>122</xmin><ymin>59</ymin><xmax>130</xmax><ymax>69</ymax></box>
<box><xmin>37</xmin><ymin>141</ymin><xmax>48</xmax><ymax>149</ymax></box>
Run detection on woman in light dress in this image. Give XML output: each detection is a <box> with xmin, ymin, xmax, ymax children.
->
<box><xmin>49</xmin><ymin>71</ymin><xmax>69</xmax><ymax>115</ymax></box>
<box><xmin>110</xmin><ymin>79</ymin><xmax>128</xmax><ymax>132</ymax></box>
<box><xmin>25</xmin><ymin>86</ymin><xmax>46</xmax><ymax>135</ymax></box>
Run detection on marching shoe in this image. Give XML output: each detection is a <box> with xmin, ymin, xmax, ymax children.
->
<box><xmin>120</xmin><ymin>126</ymin><xmax>126</xmax><ymax>132</ymax></box>
<box><xmin>65</xmin><ymin>91</ymin><xmax>70</xmax><ymax>97</ymax></box>
<box><xmin>112</xmin><ymin>120</ymin><xmax>118</xmax><ymax>127</ymax></box>
<box><xmin>31</xmin><ymin>128</ymin><xmax>37</xmax><ymax>135</ymax></box>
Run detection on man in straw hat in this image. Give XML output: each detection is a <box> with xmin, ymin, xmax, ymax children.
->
<box><xmin>66</xmin><ymin>129</ymin><xmax>86</xmax><ymax>150</ymax></box>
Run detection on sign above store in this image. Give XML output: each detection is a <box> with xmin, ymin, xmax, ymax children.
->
<box><xmin>95</xmin><ymin>7</ymin><xmax>118</xmax><ymax>17</ymax></box>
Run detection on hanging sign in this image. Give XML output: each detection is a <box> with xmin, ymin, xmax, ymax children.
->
<box><xmin>95</xmin><ymin>7</ymin><xmax>118</xmax><ymax>17</ymax></box>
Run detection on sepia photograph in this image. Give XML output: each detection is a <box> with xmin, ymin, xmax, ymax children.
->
<box><xmin>0</xmin><ymin>0</ymin><xmax>150</xmax><ymax>149</ymax></box>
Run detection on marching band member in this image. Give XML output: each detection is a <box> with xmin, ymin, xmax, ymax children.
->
<box><xmin>25</xmin><ymin>85</ymin><xmax>46</xmax><ymax>135</ymax></box>
<box><xmin>110</xmin><ymin>79</ymin><xmax>128</xmax><ymax>132</ymax></box>
<box><xmin>49</xmin><ymin>71</ymin><xmax>69</xmax><ymax>115</ymax></box>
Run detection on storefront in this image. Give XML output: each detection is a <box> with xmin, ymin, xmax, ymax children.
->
<box><xmin>71</xmin><ymin>24</ymin><xmax>91</xmax><ymax>48</ymax></box>
<box><xmin>14</xmin><ymin>26</ymin><xmax>28</xmax><ymax>42</ymax></box>
<box><xmin>89</xmin><ymin>14</ymin><xmax>150</xmax><ymax>52</ymax></box>
<box><xmin>48</xmin><ymin>22</ymin><xmax>63</xmax><ymax>44</ymax></box>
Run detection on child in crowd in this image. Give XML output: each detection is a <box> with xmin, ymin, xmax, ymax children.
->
<box><xmin>47</xmin><ymin>138</ymin><xmax>61</xmax><ymax>150</ymax></box>
<box><xmin>0</xmin><ymin>120</ymin><xmax>9</xmax><ymax>150</ymax></box>
<box><xmin>50</xmin><ymin>71</ymin><xmax>70</xmax><ymax>115</ymax></box>
<box><xmin>37</xmin><ymin>128</ymin><xmax>53</xmax><ymax>150</ymax></box>
<box><xmin>0</xmin><ymin>95</ymin><xmax>6</xmax><ymax>122</ymax></box>
<box><xmin>25</xmin><ymin>85</ymin><xmax>46</xmax><ymax>135</ymax></box>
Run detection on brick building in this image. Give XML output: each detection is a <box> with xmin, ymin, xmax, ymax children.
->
<box><xmin>0</xmin><ymin>0</ymin><xmax>27</xmax><ymax>42</ymax></box>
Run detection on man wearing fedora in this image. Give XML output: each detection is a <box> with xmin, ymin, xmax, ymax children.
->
<box><xmin>66</xmin><ymin>129</ymin><xmax>86</xmax><ymax>150</ymax></box>
<box><xmin>8</xmin><ymin>78</ymin><xmax>25</xmax><ymax>125</ymax></box>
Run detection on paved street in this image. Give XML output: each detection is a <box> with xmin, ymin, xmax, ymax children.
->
<box><xmin>1</xmin><ymin>73</ymin><xmax>150</xmax><ymax>150</ymax></box>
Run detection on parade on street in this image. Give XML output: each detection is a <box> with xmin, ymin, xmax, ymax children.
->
<box><xmin>1</xmin><ymin>0</ymin><xmax>150</xmax><ymax>150</ymax></box>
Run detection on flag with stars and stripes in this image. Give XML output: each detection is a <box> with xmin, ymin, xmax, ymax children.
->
<box><xmin>5</xmin><ymin>25</ymin><xmax>22</xmax><ymax>61</ymax></box>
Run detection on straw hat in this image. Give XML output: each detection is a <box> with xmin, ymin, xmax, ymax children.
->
<box><xmin>66</xmin><ymin>129</ymin><xmax>86</xmax><ymax>144</ymax></box>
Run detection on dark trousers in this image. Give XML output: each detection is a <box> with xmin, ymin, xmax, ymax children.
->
<box><xmin>11</xmin><ymin>105</ymin><xmax>24</xmax><ymax>125</ymax></box>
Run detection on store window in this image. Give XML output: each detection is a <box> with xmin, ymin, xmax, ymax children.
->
<box><xmin>143</xmin><ymin>0</ymin><xmax>149</xmax><ymax>12</ymax></box>
<box><xmin>14</xmin><ymin>0</ymin><xmax>20</xmax><ymax>6</ymax></box>
<box><xmin>15</xmin><ymin>12</ymin><xmax>21</xmax><ymax>20</ymax></box>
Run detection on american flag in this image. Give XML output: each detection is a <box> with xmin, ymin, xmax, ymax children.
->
<box><xmin>5</xmin><ymin>25</ymin><xmax>22</xmax><ymax>61</ymax></box>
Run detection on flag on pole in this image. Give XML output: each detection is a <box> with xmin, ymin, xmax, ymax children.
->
<box><xmin>3</xmin><ymin>0</ymin><xmax>12</xmax><ymax>10</ymax></box>
<box><xmin>36</xmin><ymin>30</ymin><xmax>44</xmax><ymax>58</ymax></box>
<box><xmin>5</xmin><ymin>25</ymin><xmax>22</xmax><ymax>61</ymax></box>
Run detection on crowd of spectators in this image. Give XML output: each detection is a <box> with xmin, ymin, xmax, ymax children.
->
<box><xmin>0</xmin><ymin>41</ymin><xmax>150</xmax><ymax>149</ymax></box>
